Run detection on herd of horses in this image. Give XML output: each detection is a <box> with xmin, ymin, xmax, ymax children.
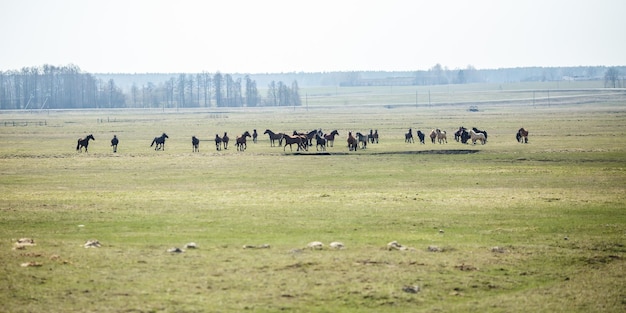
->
<box><xmin>75</xmin><ymin>127</ymin><xmax>529</xmax><ymax>153</ymax></box>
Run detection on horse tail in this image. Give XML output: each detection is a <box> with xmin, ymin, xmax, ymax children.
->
<box><xmin>76</xmin><ymin>140</ymin><xmax>80</xmax><ymax>151</ymax></box>
<box><xmin>150</xmin><ymin>138</ymin><xmax>156</xmax><ymax>147</ymax></box>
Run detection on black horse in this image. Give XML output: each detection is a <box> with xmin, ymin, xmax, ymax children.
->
<box><xmin>77</xmin><ymin>134</ymin><xmax>95</xmax><ymax>152</ymax></box>
<box><xmin>151</xmin><ymin>133</ymin><xmax>169</xmax><ymax>151</ymax></box>
<box><xmin>111</xmin><ymin>135</ymin><xmax>118</xmax><ymax>153</ymax></box>
<box><xmin>252</xmin><ymin>129</ymin><xmax>258</xmax><ymax>144</ymax></box>
<box><xmin>405</xmin><ymin>128</ymin><xmax>414</xmax><ymax>143</ymax></box>
<box><xmin>192</xmin><ymin>136</ymin><xmax>199</xmax><ymax>152</ymax></box>
<box><xmin>416</xmin><ymin>130</ymin><xmax>425</xmax><ymax>144</ymax></box>
<box><xmin>215</xmin><ymin>134</ymin><xmax>223</xmax><ymax>151</ymax></box>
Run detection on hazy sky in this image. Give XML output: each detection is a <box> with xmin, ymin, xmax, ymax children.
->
<box><xmin>1</xmin><ymin>0</ymin><xmax>624</xmax><ymax>73</ymax></box>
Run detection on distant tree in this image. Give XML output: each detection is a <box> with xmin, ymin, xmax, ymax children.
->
<box><xmin>131</xmin><ymin>83</ymin><xmax>139</xmax><ymax>107</ymax></box>
<box><xmin>267</xmin><ymin>81</ymin><xmax>277</xmax><ymax>106</ymax></box>
<box><xmin>213</xmin><ymin>72</ymin><xmax>223</xmax><ymax>107</ymax></box>
<box><xmin>291</xmin><ymin>80</ymin><xmax>301</xmax><ymax>106</ymax></box>
<box><xmin>245</xmin><ymin>75</ymin><xmax>259</xmax><ymax>107</ymax></box>
<box><xmin>604</xmin><ymin>67</ymin><xmax>620</xmax><ymax>88</ymax></box>
<box><xmin>177</xmin><ymin>74</ymin><xmax>186</xmax><ymax>108</ymax></box>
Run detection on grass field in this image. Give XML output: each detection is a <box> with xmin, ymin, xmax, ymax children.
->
<box><xmin>1</xmin><ymin>83</ymin><xmax>625</xmax><ymax>312</ymax></box>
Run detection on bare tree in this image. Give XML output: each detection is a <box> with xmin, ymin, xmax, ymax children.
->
<box><xmin>604</xmin><ymin>67</ymin><xmax>620</xmax><ymax>88</ymax></box>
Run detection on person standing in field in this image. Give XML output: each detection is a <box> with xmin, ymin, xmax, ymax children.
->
<box><xmin>111</xmin><ymin>135</ymin><xmax>119</xmax><ymax>153</ymax></box>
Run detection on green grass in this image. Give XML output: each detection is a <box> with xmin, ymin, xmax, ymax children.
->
<box><xmin>1</xmin><ymin>85</ymin><xmax>625</xmax><ymax>312</ymax></box>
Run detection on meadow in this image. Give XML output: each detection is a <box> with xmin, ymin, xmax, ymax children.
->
<box><xmin>1</xmin><ymin>83</ymin><xmax>625</xmax><ymax>312</ymax></box>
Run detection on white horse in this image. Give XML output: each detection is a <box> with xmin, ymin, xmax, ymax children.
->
<box><xmin>470</xmin><ymin>129</ymin><xmax>486</xmax><ymax>144</ymax></box>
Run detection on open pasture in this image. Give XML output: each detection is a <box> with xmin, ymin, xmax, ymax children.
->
<box><xmin>1</xmin><ymin>90</ymin><xmax>625</xmax><ymax>312</ymax></box>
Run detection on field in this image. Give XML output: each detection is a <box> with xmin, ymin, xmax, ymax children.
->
<box><xmin>1</xmin><ymin>83</ymin><xmax>625</xmax><ymax>312</ymax></box>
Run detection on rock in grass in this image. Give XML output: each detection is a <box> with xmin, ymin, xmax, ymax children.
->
<box><xmin>84</xmin><ymin>239</ymin><xmax>101</xmax><ymax>248</ymax></box>
<box><xmin>402</xmin><ymin>285</ymin><xmax>420</xmax><ymax>293</ymax></box>
<box><xmin>387</xmin><ymin>241</ymin><xmax>409</xmax><ymax>251</ymax></box>
<box><xmin>167</xmin><ymin>247</ymin><xmax>184</xmax><ymax>253</ymax></box>
<box><xmin>243</xmin><ymin>244</ymin><xmax>270</xmax><ymax>249</ymax></box>
<box><xmin>307</xmin><ymin>241</ymin><xmax>324</xmax><ymax>250</ymax></box>
<box><xmin>185</xmin><ymin>242</ymin><xmax>198</xmax><ymax>249</ymax></box>
<box><xmin>329</xmin><ymin>241</ymin><xmax>345</xmax><ymax>249</ymax></box>
<box><xmin>427</xmin><ymin>245</ymin><xmax>442</xmax><ymax>252</ymax></box>
<box><xmin>491</xmin><ymin>246</ymin><xmax>506</xmax><ymax>253</ymax></box>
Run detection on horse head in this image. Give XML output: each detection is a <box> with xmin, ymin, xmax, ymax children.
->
<box><xmin>88</xmin><ymin>134</ymin><xmax>95</xmax><ymax>140</ymax></box>
<box><xmin>162</xmin><ymin>133</ymin><xmax>169</xmax><ymax>139</ymax></box>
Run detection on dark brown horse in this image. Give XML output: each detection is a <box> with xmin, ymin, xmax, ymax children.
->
<box><xmin>77</xmin><ymin>134</ymin><xmax>95</xmax><ymax>152</ymax></box>
<box><xmin>150</xmin><ymin>133</ymin><xmax>169</xmax><ymax>150</ymax></box>
<box><xmin>264</xmin><ymin>129</ymin><xmax>284</xmax><ymax>147</ymax></box>
<box><xmin>369</xmin><ymin>129</ymin><xmax>379</xmax><ymax>144</ymax></box>
<box><xmin>347</xmin><ymin>132</ymin><xmax>358</xmax><ymax>151</ymax></box>
<box><xmin>323</xmin><ymin>130</ymin><xmax>339</xmax><ymax>147</ymax></box>
<box><xmin>517</xmin><ymin>128</ymin><xmax>529</xmax><ymax>143</ymax></box>
<box><xmin>215</xmin><ymin>134</ymin><xmax>223</xmax><ymax>151</ymax></box>
<box><xmin>110</xmin><ymin>135</ymin><xmax>118</xmax><ymax>153</ymax></box>
<box><xmin>252</xmin><ymin>129</ymin><xmax>258</xmax><ymax>143</ymax></box>
<box><xmin>192</xmin><ymin>136</ymin><xmax>199</xmax><ymax>152</ymax></box>
<box><xmin>222</xmin><ymin>132</ymin><xmax>229</xmax><ymax>150</ymax></box>
<box><xmin>315</xmin><ymin>133</ymin><xmax>327</xmax><ymax>151</ymax></box>
<box><xmin>235</xmin><ymin>131</ymin><xmax>251</xmax><ymax>151</ymax></box>
<box><xmin>405</xmin><ymin>128</ymin><xmax>414</xmax><ymax>143</ymax></box>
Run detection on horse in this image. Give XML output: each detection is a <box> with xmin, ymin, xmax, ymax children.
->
<box><xmin>416</xmin><ymin>130</ymin><xmax>425</xmax><ymax>144</ymax></box>
<box><xmin>110</xmin><ymin>135</ymin><xmax>118</xmax><ymax>153</ymax></box>
<box><xmin>347</xmin><ymin>132</ymin><xmax>358</xmax><ymax>151</ymax></box>
<box><xmin>294</xmin><ymin>129</ymin><xmax>319</xmax><ymax>146</ymax></box>
<box><xmin>150</xmin><ymin>133</ymin><xmax>169</xmax><ymax>151</ymax></box>
<box><xmin>459</xmin><ymin>129</ymin><xmax>470</xmax><ymax>144</ymax></box>
<box><xmin>429</xmin><ymin>129</ymin><xmax>437</xmax><ymax>144</ymax></box>
<box><xmin>472</xmin><ymin>127</ymin><xmax>488</xmax><ymax>143</ymax></box>
<box><xmin>405</xmin><ymin>128</ymin><xmax>414</xmax><ymax>143</ymax></box>
<box><xmin>323</xmin><ymin>130</ymin><xmax>339</xmax><ymax>147</ymax></box>
<box><xmin>517</xmin><ymin>128</ymin><xmax>529</xmax><ymax>143</ymax></box>
<box><xmin>355</xmin><ymin>132</ymin><xmax>368</xmax><ymax>149</ymax></box>
<box><xmin>368</xmin><ymin>129</ymin><xmax>379</xmax><ymax>144</ymax></box>
<box><xmin>282</xmin><ymin>133</ymin><xmax>304</xmax><ymax>151</ymax></box>
<box><xmin>252</xmin><ymin>129</ymin><xmax>258</xmax><ymax>143</ymax></box>
<box><xmin>315</xmin><ymin>133</ymin><xmax>327</xmax><ymax>151</ymax></box>
<box><xmin>222</xmin><ymin>132</ymin><xmax>229</xmax><ymax>150</ymax></box>
<box><xmin>470</xmin><ymin>129</ymin><xmax>486</xmax><ymax>145</ymax></box>
<box><xmin>264</xmin><ymin>129</ymin><xmax>284</xmax><ymax>147</ymax></box>
<box><xmin>454</xmin><ymin>127</ymin><xmax>467</xmax><ymax>142</ymax></box>
<box><xmin>235</xmin><ymin>131</ymin><xmax>251</xmax><ymax>151</ymax></box>
<box><xmin>215</xmin><ymin>134</ymin><xmax>223</xmax><ymax>151</ymax></box>
<box><xmin>436</xmin><ymin>129</ymin><xmax>447</xmax><ymax>144</ymax></box>
<box><xmin>76</xmin><ymin>134</ymin><xmax>95</xmax><ymax>152</ymax></box>
<box><xmin>192</xmin><ymin>136</ymin><xmax>199</xmax><ymax>152</ymax></box>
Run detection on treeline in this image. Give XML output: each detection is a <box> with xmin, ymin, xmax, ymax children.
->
<box><xmin>0</xmin><ymin>65</ymin><xmax>302</xmax><ymax>110</ymax></box>
<box><xmin>0</xmin><ymin>64</ymin><xmax>126</xmax><ymax>110</ymax></box>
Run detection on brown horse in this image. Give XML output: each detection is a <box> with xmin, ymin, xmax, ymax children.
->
<box><xmin>429</xmin><ymin>129</ymin><xmax>437</xmax><ymax>144</ymax></box>
<box><xmin>347</xmin><ymin>132</ymin><xmax>358</xmax><ymax>151</ymax></box>
<box><xmin>77</xmin><ymin>134</ymin><xmax>95</xmax><ymax>152</ymax></box>
<box><xmin>405</xmin><ymin>128</ymin><xmax>414</xmax><ymax>143</ymax></box>
<box><xmin>263</xmin><ymin>129</ymin><xmax>284</xmax><ymax>147</ymax></box>
<box><xmin>436</xmin><ymin>129</ymin><xmax>447</xmax><ymax>144</ymax></box>
<box><xmin>517</xmin><ymin>128</ymin><xmax>529</xmax><ymax>143</ymax></box>
<box><xmin>315</xmin><ymin>133</ymin><xmax>327</xmax><ymax>151</ymax></box>
<box><xmin>324</xmin><ymin>130</ymin><xmax>339</xmax><ymax>147</ymax></box>
<box><xmin>222</xmin><ymin>132</ymin><xmax>229</xmax><ymax>150</ymax></box>
<box><xmin>235</xmin><ymin>131</ymin><xmax>251</xmax><ymax>151</ymax></box>
<box><xmin>282</xmin><ymin>134</ymin><xmax>304</xmax><ymax>151</ymax></box>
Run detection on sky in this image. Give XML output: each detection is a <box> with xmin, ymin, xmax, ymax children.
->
<box><xmin>1</xmin><ymin>0</ymin><xmax>624</xmax><ymax>74</ymax></box>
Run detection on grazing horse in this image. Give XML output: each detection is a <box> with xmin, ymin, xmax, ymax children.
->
<box><xmin>470</xmin><ymin>129</ymin><xmax>486</xmax><ymax>144</ymax></box>
<box><xmin>222</xmin><ymin>132</ymin><xmax>229</xmax><ymax>150</ymax></box>
<box><xmin>215</xmin><ymin>134</ymin><xmax>223</xmax><ymax>151</ymax></box>
<box><xmin>235</xmin><ymin>131</ymin><xmax>251</xmax><ymax>151</ymax></box>
<box><xmin>110</xmin><ymin>135</ymin><xmax>118</xmax><ymax>153</ymax></box>
<box><xmin>356</xmin><ymin>132</ymin><xmax>368</xmax><ymax>149</ymax></box>
<box><xmin>416</xmin><ymin>130</ymin><xmax>425</xmax><ymax>144</ymax></box>
<box><xmin>264</xmin><ymin>129</ymin><xmax>284</xmax><ymax>147</ymax></box>
<box><xmin>436</xmin><ymin>129</ymin><xmax>447</xmax><ymax>144</ymax></box>
<box><xmin>76</xmin><ymin>134</ymin><xmax>95</xmax><ymax>152</ymax></box>
<box><xmin>192</xmin><ymin>136</ymin><xmax>199</xmax><ymax>152</ymax></box>
<box><xmin>429</xmin><ymin>129</ymin><xmax>437</xmax><ymax>144</ymax></box>
<box><xmin>252</xmin><ymin>129</ymin><xmax>258</xmax><ymax>143</ymax></box>
<box><xmin>347</xmin><ymin>132</ymin><xmax>358</xmax><ymax>151</ymax></box>
<box><xmin>282</xmin><ymin>134</ymin><xmax>304</xmax><ymax>151</ymax></box>
<box><xmin>472</xmin><ymin>127</ymin><xmax>488</xmax><ymax>143</ymax></box>
<box><xmin>315</xmin><ymin>133</ymin><xmax>327</xmax><ymax>151</ymax></box>
<box><xmin>150</xmin><ymin>133</ymin><xmax>169</xmax><ymax>150</ymax></box>
<box><xmin>517</xmin><ymin>128</ymin><xmax>529</xmax><ymax>143</ymax></box>
<box><xmin>405</xmin><ymin>128</ymin><xmax>414</xmax><ymax>143</ymax></box>
<box><xmin>323</xmin><ymin>130</ymin><xmax>339</xmax><ymax>147</ymax></box>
